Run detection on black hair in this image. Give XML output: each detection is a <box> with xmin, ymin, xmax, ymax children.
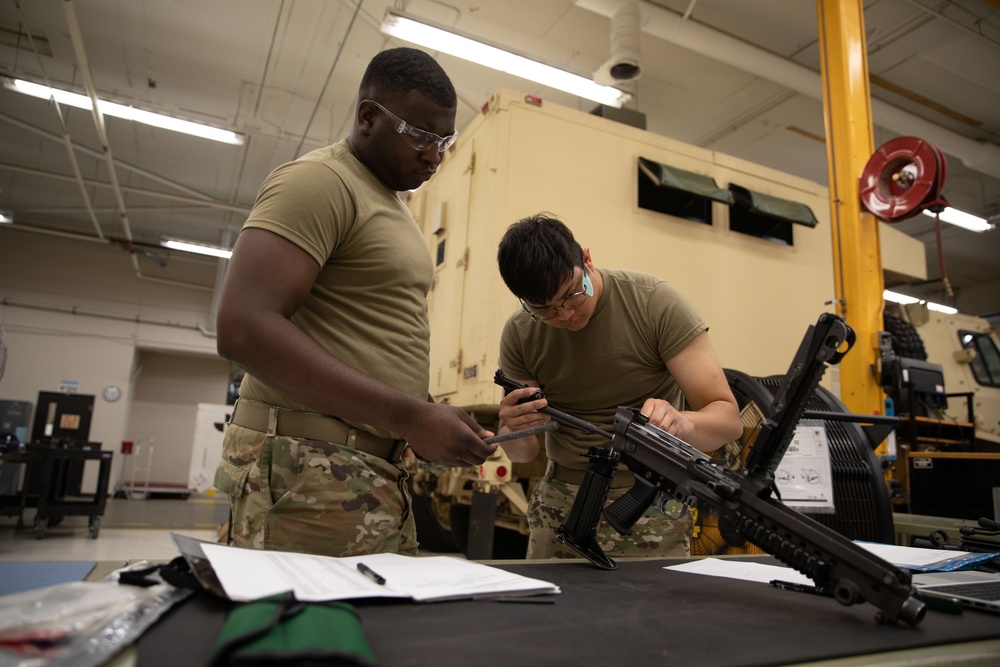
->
<box><xmin>359</xmin><ymin>47</ymin><xmax>457</xmax><ymax>108</ymax></box>
<box><xmin>497</xmin><ymin>213</ymin><xmax>586</xmax><ymax>306</ymax></box>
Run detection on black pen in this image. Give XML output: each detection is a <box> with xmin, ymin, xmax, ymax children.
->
<box><xmin>770</xmin><ymin>579</ymin><xmax>833</xmax><ymax>597</ymax></box>
<box><xmin>357</xmin><ymin>562</ymin><xmax>386</xmax><ymax>585</ymax></box>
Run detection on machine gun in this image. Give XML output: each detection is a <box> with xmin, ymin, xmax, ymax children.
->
<box><xmin>497</xmin><ymin>313</ymin><xmax>926</xmax><ymax>626</ymax></box>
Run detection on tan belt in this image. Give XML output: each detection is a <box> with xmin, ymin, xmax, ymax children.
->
<box><xmin>546</xmin><ymin>459</ymin><xmax>635</xmax><ymax>488</ymax></box>
<box><xmin>230</xmin><ymin>398</ymin><xmax>406</xmax><ymax>463</ymax></box>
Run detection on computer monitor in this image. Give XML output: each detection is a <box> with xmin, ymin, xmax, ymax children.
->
<box><xmin>899</xmin><ymin>357</ymin><xmax>947</xmax><ymax>410</ymax></box>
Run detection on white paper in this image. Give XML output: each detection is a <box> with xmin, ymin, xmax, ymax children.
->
<box><xmin>664</xmin><ymin>558</ymin><xmax>812</xmax><ymax>585</ymax></box>
<box><xmin>340</xmin><ymin>554</ymin><xmax>560</xmax><ymax>601</ymax></box>
<box><xmin>853</xmin><ymin>541</ymin><xmax>988</xmax><ymax>570</ymax></box>
<box><xmin>662</xmin><ymin>542</ymin><xmax>997</xmax><ymax>589</ymax></box>
<box><xmin>773</xmin><ymin>424</ymin><xmax>836</xmax><ymax>512</ymax></box>
<box><xmin>200</xmin><ymin>543</ymin><xmax>559</xmax><ymax>603</ymax></box>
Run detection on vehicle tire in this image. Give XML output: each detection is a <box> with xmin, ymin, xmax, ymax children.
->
<box><xmin>448</xmin><ymin>503</ymin><xmax>470</xmax><ymax>554</ymax></box>
<box><xmin>491</xmin><ymin>527</ymin><xmax>528</xmax><ymax>560</ymax></box>
<box><xmin>884</xmin><ymin>311</ymin><xmax>927</xmax><ymax>361</ymax></box>
<box><xmin>448</xmin><ymin>502</ymin><xmax>528</xmax><ymax>559</ymax></box>
<box><xmin>410</xmin><ymin>484</ymin><xmax>459</xmax><ymax>553</ymax></box>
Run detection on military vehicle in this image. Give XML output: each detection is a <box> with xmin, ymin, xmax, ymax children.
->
<box><xmin>401</xmin><ymin>89</ymin><xmax>994</xmax><ymax>557</ymax></box>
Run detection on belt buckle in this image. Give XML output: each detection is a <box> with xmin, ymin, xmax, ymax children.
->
<box><xmin>387</xmin><ymin>439</ymin><xmax>406</xmax><ymax>463</ymax></box>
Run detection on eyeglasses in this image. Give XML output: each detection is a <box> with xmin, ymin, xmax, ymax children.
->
<box><xmin>521</xmin><ymin>271</ymin><xmax>594</xmax><ymax>322</ymax></box>
<box><xmin>366</xmin><ymin>99</ymin><xmax>458</xmax><ymax>153</ymax></box>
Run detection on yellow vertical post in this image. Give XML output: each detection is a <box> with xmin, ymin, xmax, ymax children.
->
<box><xmin>816</xmin><ymin>0</ymin><xmax>886</xmax><ymax>419</ymax></box>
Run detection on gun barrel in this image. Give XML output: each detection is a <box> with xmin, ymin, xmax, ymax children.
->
<box><xmin>494</xmin><ymin>369</ymin><xmax>613</xmax><ymax>440</ymax></box>
<box><xmin>529</xmin><ymin>314</ymin><xmax>925</xmax><ymax>625</ymax></box>
<box><xmin>541</xmin><ymin>406</ymin><xmax>613</xmax><ymax>440</ymax></box>
<box><xmin>618</xmin><ymin>409</ymin><xmax>925</xmax><ymax>626</ymax></box>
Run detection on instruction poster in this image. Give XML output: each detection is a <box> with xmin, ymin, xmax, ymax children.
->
<box><xmin>774</xmin><ymin>423</ymin><xmax>836</xmax><ymax>513</ymax></box>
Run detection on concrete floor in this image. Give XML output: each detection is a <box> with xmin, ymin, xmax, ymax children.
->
<box><xmin>0</xmin><ymin>495</ymin><xmax>228</xmax><ymax>562</ymax></box>
<box><xmin>0</xmin><ymin>494</ymin><xmax>464</xmax><ymax>562</ymax></box>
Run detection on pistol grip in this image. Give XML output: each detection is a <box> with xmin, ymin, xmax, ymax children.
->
<box><xmin>603</xmin><ymin>476</ymin><xmax>658</xmax><ymax>535</ymax></box>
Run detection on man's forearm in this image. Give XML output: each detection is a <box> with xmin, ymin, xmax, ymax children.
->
<box><xmin>680</xmin><ymin>400</ymin><xmax>742</xmax><ymax>452</ymax></box>
<box><xmin>494</xmin><ymin>424</ymin><xmax>540</xmax><ymax>462</ymax></box>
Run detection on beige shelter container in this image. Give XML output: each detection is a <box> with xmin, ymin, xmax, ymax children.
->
<box><xmin>407</xmin><ymin>88</ymin><xmax>925</xmax><ymax>412</ymax></box>
<box><xmin>403</xmin><ymin>88</ymin><xmax>932</xmax><ymax>554</ymax></box>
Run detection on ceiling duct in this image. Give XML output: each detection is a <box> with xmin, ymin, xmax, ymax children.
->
<box><xmin>575</xmin><ymin>0</ymin><xmax>1000</xmax><ymax>180</ymax></box>
<box><xmin>593</xmin><ymin>1</ymin><xmax>643</xmax><ymax>86</ymax></box>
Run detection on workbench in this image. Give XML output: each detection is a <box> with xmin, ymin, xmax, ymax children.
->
<box><xmin>0</xmin><ymin>442</ymin><xmax>112</xmax><ymax>538</ymax></box>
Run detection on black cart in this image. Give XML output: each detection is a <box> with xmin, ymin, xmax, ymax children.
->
<box><xmin>0</xmin><ymin>442</ymin><xmax>113</xmax><ymax>539</ymax></box>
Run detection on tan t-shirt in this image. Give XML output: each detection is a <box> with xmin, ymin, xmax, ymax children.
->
<box><xmin>238</xmin><ymin>140</ymin><xmax>433</xmax><ymax>439</ymax></box>
<box><xmin>498</xmin><ymin>268</ymin><xmax>707</xmax><ymax>468</ymax></box>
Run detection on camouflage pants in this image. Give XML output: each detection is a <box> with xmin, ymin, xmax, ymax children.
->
<box><xmin>213</xmin><ymin>422</ymin><xmax>418</xmax><ymax>557</ymax></box>
<box><xmin>526</xmin><ymin>474</ymin><xmax>693</xmax><ymax>560</ymax></box>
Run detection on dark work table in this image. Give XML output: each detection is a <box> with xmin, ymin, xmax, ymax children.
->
<box><xmin>134</xmin><ymin>556</ymin><xmax>1000</xmax><ymax>667</ymax></box>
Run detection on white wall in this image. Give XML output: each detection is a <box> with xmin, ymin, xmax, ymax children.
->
<box><xmin>128</xmin><ymin>350</ymin><xmax>230</xmax><ymax>489</ymax></box>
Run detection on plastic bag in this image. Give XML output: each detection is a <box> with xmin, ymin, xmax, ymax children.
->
<box><xmin>0</xmin><ymin>561</ymin><xmax>190</xmax><ymax>667</ymax></box>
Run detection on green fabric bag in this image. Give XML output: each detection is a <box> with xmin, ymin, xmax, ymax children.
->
<box><xmin>208</xmin><ymin>591</ymin><xmax>378</xmax><ymax>666</ymax></box>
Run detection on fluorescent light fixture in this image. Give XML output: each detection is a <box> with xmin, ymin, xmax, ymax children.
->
<box><xmin>921</xmin><ymin>206</ymin><xmax>992</xmax><ymax>232</ymax></box>
<box><xmin>0</xmin><ymin>210</ymin><xmax>11</xmax><ymax>224</ymax></box>
<box><xmin>380</xmin><ymin>11</ymin><xmax>631</xmax><ymax>108</ymax></box>
<box><xmin>883</xmin><ymin>290</ymin><xmax>958</xmax><ymax>315</ymax></box>
<box><xmin>3</xmin><ymin>78</ymin><xmax>245</xmax><ymax>145</ymax></box>
<box><xmin>162</xmin><ymin>238</ymin><xmax>232</xmax><ymax>259</ymax></box>
<box><xmin>925</xmin><ymin>302</ymin><xmax>958</xmax><ymax>315</ymax></box>
<box><xmin>884</xmin><ymin>290</ymin><xmax>920</xmax><ymax>305</ymax></box>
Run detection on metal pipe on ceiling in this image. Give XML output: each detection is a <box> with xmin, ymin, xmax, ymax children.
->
<box><xmin>1</xmin><ymin>296</ymin><xmax>216</xmax><ymax>337</ymax></box>
<box><xmin>0</xmin><ymin>163</ymin><xmax>252</xmax><ymax>214</ymax></box>
<box><xmin>0</xmin><ymin>111</ymin><xmax>218</xmax><ymax>202</ymax></box>
<box><xmin>0</xmin><ymin>222</ymin><xmax>217</xmax><ymax>295</ymax></box>
<box><xmin>574</xmin><ymin>0</ymin><xmax>1000</xmax><ymax>181</ymax></box>
<box><xmin>898</xmin><ymin>0</ymin><xmax>1000</xmax><ymax>48</ymax></box>
<box><xmin>7</xmin><ymin>1</ymin><xmax>241</xmax><ymax>307</ymax></box>
<box><xmin>11</xmin><ymin>1</ymin><xmax>105</xmax><ymax>241</ymax></box>
<box><xmin>293</xmin><ymin>0</ymin><xmax>364</xmax><ymax>158</ymax></box>
<box><xmin>58</xmin><ymin>6</ymin><xmax>125</xmax><ymax>186</ymax></box>
<box><xmin>62</xmin><ymin>0</ymin><xmax>140</xmax><ymax>274</ymax></box>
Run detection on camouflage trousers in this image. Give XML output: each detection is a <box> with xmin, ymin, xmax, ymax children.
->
<box><xmin>526</xmin><ymin>474</ymin><xmax>693</xmax><ymax>560</ymax></box>
<box><xmin>213</xmin><ymin>422</ymin><xmax>418</xmax><ymax>557</ymax></box>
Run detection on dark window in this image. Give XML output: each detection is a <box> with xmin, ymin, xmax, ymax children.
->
<box><xmin>435</xmin><ymin>239</ymin><xmax>446</xmax><ymax>268</ymax></box>
<box><xmin>958</xmin><ymin>330</ymin><xmax>1000</xmax><ymax>388</ymax></box>
<box><xmin>638</xmin><ymin>157</ymin><xmax>733</xmax><ymax>226</ymax></box>
<box><xmin>728</xmin><ymin>184</ymin><xmax>819</xmax><ymax>247</ymax></box>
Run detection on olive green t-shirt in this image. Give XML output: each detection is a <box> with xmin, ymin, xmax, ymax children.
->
<box><xmin>498</xmin><ymin>268</ymin><xmax>707</xmax><ymax>468</ymax></box>
<box><xmin>238</xmin><ymin>140</ymin><xmax>433</xmax><ymax>439</ymax></box>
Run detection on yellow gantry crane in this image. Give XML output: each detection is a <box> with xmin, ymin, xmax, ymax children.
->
<box><xmin>816</xmin><ymin>0</ymin><xmax>887</xmax><ymax>428</ymax></box>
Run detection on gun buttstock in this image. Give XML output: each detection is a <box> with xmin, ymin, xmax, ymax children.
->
<box><xmin>557</xmin><ymin>448</ymin><xmax>618</xmax><ymax>570</ymax></box>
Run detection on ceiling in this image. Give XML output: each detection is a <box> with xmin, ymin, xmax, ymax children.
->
<box><xmin>1</xmin><ymin>0</ymin><xmax>998</xmax><ymax>316</ymax></box>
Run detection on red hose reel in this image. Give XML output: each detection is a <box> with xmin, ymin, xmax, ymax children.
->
<box><xmin>859</xmin><ymin>136</ymin><xmax>948</xmax><ymax>222</ymax></box>
<box><xmin>860</xmin><ymin>136</ymin><xmax>956</xmax><ymax>296</ymax></box>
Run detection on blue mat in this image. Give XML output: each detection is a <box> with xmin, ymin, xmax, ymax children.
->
<box><xmin>0</xmin><ymin>561</ymin><xmax>96</xmax><ymax>597</ymax></box>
